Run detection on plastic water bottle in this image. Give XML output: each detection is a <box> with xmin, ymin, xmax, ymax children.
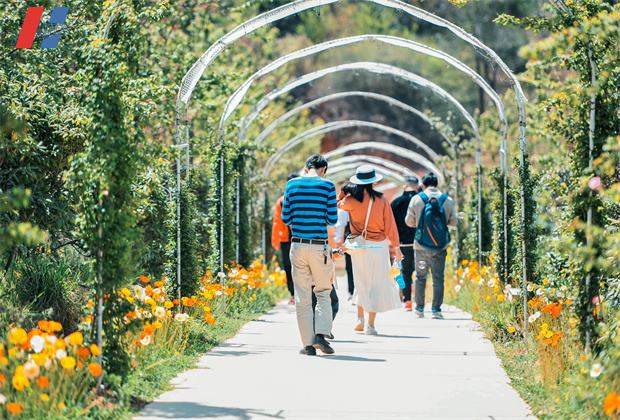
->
<box><xmin>392</xmin><ymin>258</ymin><xmax>406</xmax><ymax>289</ymax></box>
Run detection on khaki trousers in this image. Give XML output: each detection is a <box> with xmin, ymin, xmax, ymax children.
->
<box><xmin>290</xmin><ymin>242</ymin><xmax>333</xmax><ymax>347</ymax></box>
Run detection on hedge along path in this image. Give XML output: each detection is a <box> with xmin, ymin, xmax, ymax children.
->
<box><xmin>136</xmin><ymin>279</ymin><xmax>535</xmax><ymax>419</ymax></box>
<box><xmin>173</xmin><ymin>1</ymin><xmax>531</xmax><ymax>336</ymax></box>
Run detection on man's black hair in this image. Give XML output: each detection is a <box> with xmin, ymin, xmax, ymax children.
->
<box><xmin>404</xmin><ymin>176</ymin><xmax>419</xmax><ymax>188</ymax></box>
<box><xmin>305</xmin><ymin>154</ymin><xmax>328</xmax><ymax>170</ymax></box>
<box><xmin>287</xmin><ymin>172</ymin><xmax>300</xmax><ymax>182</ymax></box>
<box><xmin>421</xmin><ymin>172</ymin><xmax>439</xmax><ymax>188</ymax></box>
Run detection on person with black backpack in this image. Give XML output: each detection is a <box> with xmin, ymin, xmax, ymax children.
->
<box><xmin>404</xmin><ymin>173</ymin><xmax>456</xmax><ymax>319</ymax></box>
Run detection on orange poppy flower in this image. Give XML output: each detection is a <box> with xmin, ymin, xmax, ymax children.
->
<box><xmin>69</xmin><ymin>332</ymin><xmax>83</xmax><ymax>346</ymax></box>
<box><xmin>38</xmin><ymin>320</ymin><xmax>51</xmax><ymax>332</ymax></box>
<box><xmin>76</xmin><ymin>346</ymin><xmax>90</xmax><ymax>360</ymax></box>
<box><xmin>0</xmin><ymin>373</ymin><xmax>5</xmax><ymax>386</ymax></box>
<box><xmin>9</xmin><ymin>328</ymin><xmax>28</xmax><ymax>345</ymax></box>
<box><xmin>604</xmin><ymin>392</ymin><xmax>620</xmax><ymax>415</ymax></box>
<box><xmin>88</xmin><ymin>362</ymin><xmax>103</xmax><ymax>376</ymax></box>
<box><xmin>140</xmin><ymin>276</ymin><xmax>150</xmax><ymax>283</ymax></box>
<box><xmin>7</xmin><ymin>403</ymin><xmax>24</xmax><ymax>414</ymax></box>
<box><xmin>61</xmin><ymin>356</ymin><xmax>76</xmax><ymax>370</ymax></box>
<box><xmin>37</xmin><ymin>376</ymin><xmax>49</xmax><ymax>388</ymax></box>
<box><xmin>90</xmin><ymin>344</ymin><xmax>101</xmax><ymax>356</ymax></box>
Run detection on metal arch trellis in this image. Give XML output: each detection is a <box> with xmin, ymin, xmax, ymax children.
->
<box><xmin>262</xmin><ymin>119</ymin><xmax>442</xmax><ymax>177</ymax></box>
<box><xmin>216</xmin><ymin>35</ymin><xmax>508</xmax><ymax>269</ymax></box>
<box><xmin>240</xmin><ymin>62</ymin><xmax>479</xmax><ymax>259</ymax></box>
<box><xmin>175</xmin><ymin>0</ymin><xmax>529</xmax><ymax>331</ymax></box>
<box><xmin>252</xmin><ymin>91</ymin><xmax>454</xmax><ymax>148</ymax></box>
<box><xmin>235</xmin><ymin>62</ymin><xmax>481</xmax><ymax>147</ymax></box>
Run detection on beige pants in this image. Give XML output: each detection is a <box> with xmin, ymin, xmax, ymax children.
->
<box><xmin>290</xmin><ymin>242</ymin><xmax>333</xmax><ymax>346</ymax></box>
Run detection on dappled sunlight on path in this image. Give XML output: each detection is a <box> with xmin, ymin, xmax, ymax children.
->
<box><xmin>136</xmin><ymin>277</ymin><xmax>535</xmax><ymax>420</ymax></box>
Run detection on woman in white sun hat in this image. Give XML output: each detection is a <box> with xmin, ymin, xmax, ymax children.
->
<box><xmin>337</xmin><ymin>165</ymin><xmax>403</xmax><ymax>335</ymax></box>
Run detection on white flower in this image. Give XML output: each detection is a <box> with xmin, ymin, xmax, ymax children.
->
<box><xmin>241</xmin><ymin>274</ymin><xmax>249</xmax><ymax>280</ymax></box>
<box><xmin>154</xmin><ymin>307</ymin><xmax>166</xmax><ymax>319</ymax></box>
<box><xmin>142</xmin><ymin>310</ymin><xmax>152</xmax><ymax>319</ymax></box>
<box><xmin>454</xmin><ymin>285</ymin><xmax>461</xmax><ymax>292</ymax></box>
<box><xmin>216</xmin><ymin>290</ymin><xmax>222</xmax><ymax>296</ymax></box>
<box><xmin>140</xmin><ymin>335</ymin><xmax>152</xmax><ymax>346</ymax></box>
<box><xmin>30</xmin><ymin>335</ymin><xmax>46</xmax><ymax>353</ymax></box>
<box><xmin>133</xmin><ymin>285</ymin><xmax>146</xmax><ymax>299</ymax></box>
<box><xmin>0</xmin><ymin>393</ymin><xmax>6</xmax><ymax>404</ymax></box>
<box><xmin>217</xmin><ymin>272</ymin><xmax>226</xmax><ymax>278</ymax></box>
<box><xmin>536</xmin><ymin>287</ymin><xmax>544</xmax><ymax>296</ymax></box>
<box><xmin>528</xmin><ymin>311</ymin><xmax>541</xmax><ymax>324</ymax></box>
<box><xmin>174</xmin><ymin>313</ymin><xmax>189</xmax><ymax>322</ymax></box>
<box><xmin>527</xmin><ymin>284</ymin><xmax>534</xmax><ymax>292</ymax></box>
<box><xmin>590</xmin><ymin>363</ymin><xmax>602</xmax><ymax>378</ymax></box>
<box><xmin>487</xmin><ymin>279</ymin><xmax>497</xmax><ymax>288</ymax></box>
<box><xmin>46</xmin><ymin>335</ymin><xmax>57</xmax><ymax>345</ymax></box>
<box><xmin>55</xmin><ymin>349</ymin><xmax>67</xmax><ymax>360</ymax></box>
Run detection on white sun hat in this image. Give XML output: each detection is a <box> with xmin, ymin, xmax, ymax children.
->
<box><xmin>349</xmin><ymin>165</ymin><xmax>384</xmax><ymax>185</ymax></box>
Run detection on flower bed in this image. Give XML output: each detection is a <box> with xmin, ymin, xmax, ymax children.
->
<box><xmin>0</xmin><ymin>260</ymin><xmax>287</xmax><ymax>418</ymax></box>
<box><xmin>449</xmin><ymin>258</ymin><xmax>620</xmax><ymax>419</ymax></box>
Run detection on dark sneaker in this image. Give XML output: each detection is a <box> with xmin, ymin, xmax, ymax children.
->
<box><xmin>432</xmin><ymin>310</ymin><xmax>444</xmax><ymax>319</ymax></box>
<box><xmin>300</xmin><ymin>346</ymin><xmax>316</xmax><ymax>355</ymax></box>
<box><xmin>313</xmin><ymin>334</ymin><xmax>335</xmax><ymax>354</ymax></box>
<box><xmin>325</xmin><ymin>332</ymin><xmax>334</xmax><ymax>340</ymax></box>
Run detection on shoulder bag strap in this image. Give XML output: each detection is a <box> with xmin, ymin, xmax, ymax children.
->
<box><xmin>361</xmin><ymin>197</ymin><xmax>374</xmax><ymax>239</ymax></box>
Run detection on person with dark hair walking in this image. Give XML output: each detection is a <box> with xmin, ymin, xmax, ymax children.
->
<box><xmin>405</xmin><ymin>172</ymin><xmax>456</xmax><ymax>319</ymax></box>
<box><xmin>272</xmin><ymin>173</ymin><xmax>300</xmax><ymax>305</ymax></box>
<box><xmin>282</xmin><ymin>154</ymin><xmax>338</xmax><ymax>355</ymax></box>
<box><xmin>390</xmin><ymin>175</ymin><xmax>420</xmax><ymax>311</ymax></box>
<box><xmin>334</xmin><ymin>182</ymin><xmax>356</xmax><ymax>299</ymax></box>
<box><xmin>338</xmin><ymin>165</ymin><xmax>403</xmax><ymax>335</ymax></box>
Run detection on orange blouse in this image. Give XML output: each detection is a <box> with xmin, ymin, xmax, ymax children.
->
<box><xmin>337</xmin><ymin>190</ymin><xmax>400</xmax><ymax>246</ymax></box>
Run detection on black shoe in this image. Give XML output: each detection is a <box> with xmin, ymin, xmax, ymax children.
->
<box><xmin>313</xmin><ymin>334</ymin><xmax>335</xmax><ymax>354</ymax></box>
<box><xmin>300</xmin><ymin>346</ymin><xmax>316</xmax><ymax>355</ymax></box>
<box><xmin>325</xmin><ymin>332</ymin><xmax>334</xmax><ymax>340</ymax></box>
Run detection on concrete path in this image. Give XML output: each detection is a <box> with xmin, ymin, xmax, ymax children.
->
<box><xmin>136</xmin><ymin>277</ymin><xmax>535</xmax><ymax>420</ymax></box>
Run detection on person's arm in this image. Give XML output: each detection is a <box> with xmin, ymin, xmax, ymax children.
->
<box><xmin>405</xmin><ymin>195</ymin><xmax>419</xmax><ymax>228</ymax></box>
<box><xmin>334</xmin><ymin>209</ymin><xmax>349</xmax><ymax>245</ymax></box>
<box><xmin>271</xmin><ymin>197</ymin><xmax>283</xmax><ymax>250</ymax></box>
<box><xmin>326</xmin><ymin>182</ymin><xmax>338</xmax><ymax>226</ymax></box>
<box><xmin>281</xmin><ymin>186</ymin><xmax>292</xmax><ymax>226</ymax></box>
<box><xmin>445</xmin><ymin>196</ymin><xmax>457</xmax><ymax>227</ymax></box>
<box><xmin>384</xmin><ymin>198</ymin><xmax>403</xmax><ymax>260</ymax></box>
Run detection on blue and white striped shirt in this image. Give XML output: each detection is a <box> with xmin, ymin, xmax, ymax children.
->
<box><xmin>281</xmin><ymin>176</ymin><xmax>338</xmax><ymax>240</ymax></box>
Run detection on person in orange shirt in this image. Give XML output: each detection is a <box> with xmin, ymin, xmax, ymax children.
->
<box><xmin>272</xmin><ymin>173</ymin><xmax>299</xmax><ymax>304</ymax></box>
<box><xmin>338</xmin><ymin>165</ymin><xmax>403</xmax><ymax>335</ymax></box>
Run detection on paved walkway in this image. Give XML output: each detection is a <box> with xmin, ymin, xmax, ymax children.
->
<box><xmin>136</xmin><ymin>277</ymin><xmax>535</xmax><ymax>420</ymax></box>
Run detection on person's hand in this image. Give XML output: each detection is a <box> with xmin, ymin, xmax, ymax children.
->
<box><xmin>273</xmin><ymin>245</ymin><xmax>280</xmax><ymax>251</ymax></box>
<box><xmin>394</xmin><ymin>247</ymin><xmax>404</xmax><ymax>262</ymax></box>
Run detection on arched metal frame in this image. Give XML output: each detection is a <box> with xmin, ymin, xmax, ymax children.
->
<box><xmin>219</xmin><ymin>34</ymin><xmax>507</xmax><ymax>268</ymax></box>
<box><xmin>175</xmin><ymin>0</ymin><xmax>529</xmax><ymax>330</ymax></box>
<box><xmin>236</xmin><ymin>62</ymin><xmax>481</xmax><ymax>147</ymax></box>
<box><xmin>262</xmin><ymin>119</ymin><xmax>442</xmax><ymax>177</ymax></box>
<box><xmin>253</xmin><ymin>91</ymin><xmax>454</xmax><ymax>149</ymax></box>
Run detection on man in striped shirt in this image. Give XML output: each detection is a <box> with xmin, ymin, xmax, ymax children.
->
<box><xmin>282</xmin><ymin>154</ymin><xmax>338</xmax><ymax>355</ymax></box>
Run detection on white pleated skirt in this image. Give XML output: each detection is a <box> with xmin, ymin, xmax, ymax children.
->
<box><xmin>351</xmin><ymin>239</ymin><xmax>402</xmax><ymax>313</ymax></box>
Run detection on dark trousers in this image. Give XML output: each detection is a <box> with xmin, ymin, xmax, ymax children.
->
<box><xmin>414</xmin><ymin>248</ymin><xmax>448</xmax><ymax>312</ymax></box>
<box><xmin>312</xmin><ymin>285</ymin><xmax>339</xmax><ymax>321</ymax></box>
<box><xmin>345</xmin><ymin>253</ymin><xmax>354</xmax><ymax>295</ymax></box>
<box><xmin>401</xmin><ymin>246</ymin><xmax>415</xmax><ymax>302</ymax></box>
<box><xmin>280</xmin><ymin>241</ymin><xmax>295</xmax><ymax>297</ymax></box>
